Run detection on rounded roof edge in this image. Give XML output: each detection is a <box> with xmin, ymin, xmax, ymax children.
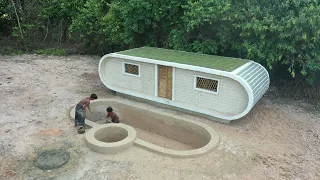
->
<box><xmin>235</xmin><ymin>61</ymin><xmax>270</xmax><ymax>106</ymax></box>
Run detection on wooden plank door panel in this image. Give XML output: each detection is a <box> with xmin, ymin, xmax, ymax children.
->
<box><xmin>158</xmin><ymin>65</ymin><xmax>167</xmax><ymax>98</ymax></box>
<box><xmin>166</xmin><ymin>66</ymin><xmax>172</xmax><ymax>100</ymax></box>
<box><xmin>158</xmin><ymin>65</ymin><xmax>172</xmax><ymax>100</ymax></box>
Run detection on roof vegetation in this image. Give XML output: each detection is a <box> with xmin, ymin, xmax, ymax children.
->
<box><xmin>118</xmin><ymin>47</ymin><xmax>249</xmax><ymax>71</ymax></box>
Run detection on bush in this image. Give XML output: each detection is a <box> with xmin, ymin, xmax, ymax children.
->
<box><xmin>1</xmin><ymin>0</ymin><xmax>319</xmax><ymax>84</ymax></box>
<box><xmin>35</xmin><ymin>48</ymin><xmax>66</xmax><ymax>56</ymax></box>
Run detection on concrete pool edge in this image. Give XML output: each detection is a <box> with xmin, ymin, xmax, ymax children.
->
<box><xmin>70</xmin><ymin>98</ymin><xmax>220</xmax><ymax>157</ymax></box>
<box><xmin>85</xmin><ymin>123</ymin><xmax>137</xmax><ymax>154</ymax></box>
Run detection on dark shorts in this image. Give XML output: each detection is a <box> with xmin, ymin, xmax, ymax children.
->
<box><xmin>75</xmin><ymin>104</ymin><xmax>85</xmax><ymax>126</ymax></box>
<box><xmin>111</xmin><ymin>119</ymin><xmax>120</xmax><ymax>123</ymax></box>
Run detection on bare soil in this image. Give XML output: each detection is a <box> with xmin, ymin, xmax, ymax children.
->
<box><xmin>0</xmin><ymin>54</ymin><xmax>319</xmax><ymax>180</ymax></box>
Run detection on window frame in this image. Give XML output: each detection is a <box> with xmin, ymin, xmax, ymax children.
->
<box><xmin>122</xmin><ymin>62</ymin><xmax>140</xmax><ymax>77</ymax></box>
<box><xmin>193</xmin><ymin>75</ymin><xmax>220</xmax><ymax>94</ymax></box>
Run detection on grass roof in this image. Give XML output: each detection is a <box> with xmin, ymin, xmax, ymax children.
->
<box><xmin>117</xmin><ymin>47</ymin><xmax>249</xmax><ymax>72</ymax></box>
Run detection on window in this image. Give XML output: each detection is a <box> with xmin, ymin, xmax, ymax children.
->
<box><xmin>194</xmin><ymin>76</ymin><xmax>219</xmax><ymax>93</ymax></box>
<box><xmin>122</xmin><ymin>62</ymin><xmax>140</xmax><ymax>76</ymax></box>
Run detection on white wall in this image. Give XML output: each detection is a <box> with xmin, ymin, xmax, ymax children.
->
<box><xmin>104</xmin><ymin>58</ymin><xmax>155</xmax><ymax>97</ymax></box>
<box><xmin>174</xmin><ymin>68</ymin><xmax>248</xmax><ymax>116</ymax></box>
<box><xmin>102</xmin><ymin>57</ymin><xmax>248</xmax><ymax>118</ymax></box>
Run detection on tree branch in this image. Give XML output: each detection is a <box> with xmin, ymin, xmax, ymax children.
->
<box><xmin>43</xmin><ymin>20</ymin><xmax>49</xmax><ymax>43</ymax></box>
<box><xmin>11</xmin><ymin>0</ymin><xmax>24</xmax><ymax>39</ymax></box>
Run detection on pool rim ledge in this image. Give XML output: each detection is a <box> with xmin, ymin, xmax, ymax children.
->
<box><xmin>85</xmin><ymin>123</ymin><xmax>137</xmax><ymax>154</ymax></box>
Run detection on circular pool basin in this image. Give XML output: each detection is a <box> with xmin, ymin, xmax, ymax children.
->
<box><xmin>85</xmin><ymin>123</ymin><xmax>137</xmax><ymax>154</ymax></box>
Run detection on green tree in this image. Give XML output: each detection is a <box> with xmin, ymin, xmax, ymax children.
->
<box><xmin>1</xmin><ymin>0</ymin><xmax>319</xmax><ymax>83</ymax></box>
<box><xmin>180</xmin><ymin>0</ymin><xmax>320</xmax><ymax>83</ymax></box>
<box><xmin>229</xmin><ymin>0</ymin><xmax>320</xmax><ymax>83</ymax></box>
<box><xmin>0</xmin><ymin>0</ymin><xmax>13</xmax><ymax>36</ymax></box>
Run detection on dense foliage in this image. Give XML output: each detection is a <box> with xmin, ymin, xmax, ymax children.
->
<box><xmin>1</xmin><ymin>0</ymin><xmax>319</xmax><ymax>83</ymax></box>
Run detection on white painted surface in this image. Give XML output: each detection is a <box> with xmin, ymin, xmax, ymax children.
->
<box><xmin>175</xmin><ymin>69</ymin><xmax>247</xmax><ymax>116</ymax></box>
<box><xmin>98</xmin><ymin>53</ymin><xmax>269</xmax><ymax>121</ymax></box>
<box><xmin>232</xmin><ymin>61</ymin><xmax>253</xmax><ymax>74</ymax></box>
<box><xmin>102</xmin><ymin>57</ymin><xmax>155</xmax><ymax>97</ymax></box>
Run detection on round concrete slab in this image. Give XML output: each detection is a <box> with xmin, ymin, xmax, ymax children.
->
<box><xmin>34</xmin><ymin>149</ymin><xmax>70</xmax><ymax>170</ymax></box>
<box><xmin>85</xmin><ymin>123</ymin><xmax>137</xmax><ymax>154</ymax></box>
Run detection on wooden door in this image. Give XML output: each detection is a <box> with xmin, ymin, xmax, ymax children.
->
<box><xmin>158</xmin><ymin>65</ymin><xmax>172</xmax><ymax>100</ymax></box>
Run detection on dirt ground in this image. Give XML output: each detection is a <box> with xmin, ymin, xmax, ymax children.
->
<box><xmin>0</xmin><ymin>54</ymin><xmax>319</xmax><ymax>180</ymax></box>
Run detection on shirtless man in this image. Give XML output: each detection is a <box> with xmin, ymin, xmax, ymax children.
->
<box><xmin>106</xmin><ymin>107</ymin><xmax>120</xmax><ymax>123</ymax></box>
<box><xmin>75</xmin><ymin>93</ymin><xmax>98</xmax><ymax>134</ymax></box>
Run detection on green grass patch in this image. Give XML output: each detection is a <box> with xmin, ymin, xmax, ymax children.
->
<box><xmin>118</xmin><ymin>47</ymin><xmax>249</xmax><ymax>71</ymax></box>
<box><xmin>0</xmin><ymin>47</ymin><xmax>24</xmax><ymax>55</ymax></box>
<box><xmin>35</xmin><ymin>48</ymin><xmax>66</xmax><ymax>56</ymax></box>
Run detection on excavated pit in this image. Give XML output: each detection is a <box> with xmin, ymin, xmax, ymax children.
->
<box><xmin>85</xmin><ymin>101</ymin><xmax>212</xmax><ymax>151</ymax></box>
<box><xmin>70</xmin><ymin>99</ymin><xmax>220</xmax><ymax>157</ymax></box>
<box><xmin>94</xmin><ymin>126</ymin><xmax>128</xmax><ymax>143</ymax></box>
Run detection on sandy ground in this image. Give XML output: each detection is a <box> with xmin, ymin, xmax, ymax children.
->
<box><xmin>0</xmin><ymin>54</ymin><xmax>319</xmax><ymax>180</ymax></box>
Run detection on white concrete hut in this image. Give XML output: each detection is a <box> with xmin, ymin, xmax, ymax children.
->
<box><xmin>99</xmin><ymin>47</ymin><xmax>269</xmax><ymax>122</ymax></box>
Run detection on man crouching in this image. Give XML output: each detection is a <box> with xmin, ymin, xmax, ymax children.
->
<box><xmin>75</xmin><ymin>93</ymin><xmax>98</xmax><ymax>134</ymax></box>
